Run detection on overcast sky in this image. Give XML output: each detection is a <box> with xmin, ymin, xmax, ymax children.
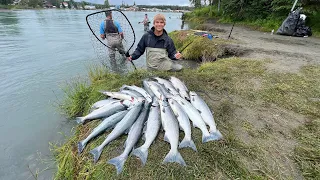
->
<box><xmin>81</xmin><ymin>0</ymin><xmax>191</xmax><ymax>6</ymax></box>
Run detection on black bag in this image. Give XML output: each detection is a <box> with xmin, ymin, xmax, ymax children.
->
<box><xmin>276</xmin><ymin>8</ymin><xmax>312</xmax><ymax>37</ymax></box>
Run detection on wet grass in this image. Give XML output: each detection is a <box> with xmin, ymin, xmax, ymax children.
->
<box><xmin>54</xmin><ymin>58</ymin><xmax>320</xmax><ymax>179</ymax></box>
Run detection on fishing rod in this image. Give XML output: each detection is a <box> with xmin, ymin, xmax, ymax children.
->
<box><xmin>228</xmin><ymin>0</ymin><xmax>245</xmax><ymax>39</ymax></box>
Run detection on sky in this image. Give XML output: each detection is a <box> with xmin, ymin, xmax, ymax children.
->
<box><xmin>80</xmin><ymin>0</ymin><xmax>191</xmax><ymax>6</ymax></box>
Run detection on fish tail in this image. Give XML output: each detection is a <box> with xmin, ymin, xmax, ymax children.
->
<box><xmin>179</xmin><ymin>137</ymin><xmax>198</xmax><ymax>152</ymax></box>
<box><xmin>89</xmin><ymin>147</ymin><xmax>102</xmax><ymax>163</ymax></box>
<box><xmin>108</xmin><ymin>155</ymin><xmax>127</xmax><ymax>175</ymax></box>
<box><xmin>202</xmin><ymin>133</ymin><xmax>219</xmax><ymax>143</ymax></box>
<box><xmin>75</xmin><ymin>117</ymin><xmax>85</xmax><ymax>124</ymax></box>
<box><xmin>210</xmin><ymin>129</ymin><xmax>223</xmax><ymax>140</ymax></box>
<box><xmin>77</xmin><ymin>140</ymin><xmax>87</xmax><ymax>154</ymax></box>
<box><xmin>162</xmin><ymin>150</ymin><xmax>186</xmax><ymax>166</ymax></box>
<box><xmin>132</xmin><ymin>146</ymin><xmax>148</xmax><ymax>166</ymax></box>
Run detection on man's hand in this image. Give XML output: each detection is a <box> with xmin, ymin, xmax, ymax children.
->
<box><xmin>174</xmin><ymin>51</ymin><xmax>182</xmax><ymax>59</ymax></box>
<box><xmin>127</xmin><ymin>56</ymin><xmax>132</xmax><ymax>61</ymax></box>
<box><xmin>100</xmin><ymin>34</ymin><xmax>105</xmax><ymax>40</ymax></box>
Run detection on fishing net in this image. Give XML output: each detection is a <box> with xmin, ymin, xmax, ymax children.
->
<box><xmin>86</xmin><ymin>10</ymin><xmax>136</xmax><ymax>73</ymax></box>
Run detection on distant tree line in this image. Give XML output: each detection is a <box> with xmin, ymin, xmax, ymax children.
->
<box><xmin>189</xmin><ymin>0</ymin><xmax>320</xmax><ymax>20</ymax></box>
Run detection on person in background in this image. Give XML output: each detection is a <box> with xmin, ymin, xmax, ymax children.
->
<box><xmin>100</xmin><ymin>11</ymin><xmax>125</xmax><ymax>63</ymax></box>
<box><xmin>139</xmin><ymin>14</ymin><xmax>150</xmax><ymax>32</ymax></box>
<box><xmin>128</xmin><ymin>14</ymin><xmax>183</xmax><ymax>71</ymax></box>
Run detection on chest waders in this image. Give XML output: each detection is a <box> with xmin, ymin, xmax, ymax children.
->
<box><xmin>146</xmin><ymin>47</ymin><xmax>183</xmax><ymax>71</ymax></box>
<box><xmin>104</xmin><ymin>20</ymin><xmax>125</xmax><ymax>62</ymax></box>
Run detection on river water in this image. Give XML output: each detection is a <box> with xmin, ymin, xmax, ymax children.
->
<box><xmin>0</xmin><ymin>9</ymin><xmax>186</xmax><ymax>179</ymax></box>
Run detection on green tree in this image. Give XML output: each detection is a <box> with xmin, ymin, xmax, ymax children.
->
<box><xmin>0</xmin><ymin>0</ymin><xmax>13</xmax><ymax>5</ymax></box>
<box><xmin>104</xmin><ymin>0</ymin><xmax>109</xmax><ymax>8</ymax></box>
<box><xmin>28</xmin><ymin>0</ymin><xmax>41</xmax><ymax>8</ymax></box>
<box><xmin>190</xmin><ymin>0</ymin><xmax>201</xmax><ymax>8</ymax></box>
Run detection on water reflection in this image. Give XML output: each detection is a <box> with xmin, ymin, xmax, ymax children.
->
<box><xmin>0</xmin><ymin>11</ymin><xmax>20</xmax><ymax>35</ymax></box>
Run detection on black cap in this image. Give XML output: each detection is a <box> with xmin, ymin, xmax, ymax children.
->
<box><xmin>145</xmin><ymin>14</ymin><xmax>147</xmax><ymax>15</ymax></box>
<box><xmin>106</xmin><ymin>11</ymin><xmax>112</xmax><ymax>17</ymax></box>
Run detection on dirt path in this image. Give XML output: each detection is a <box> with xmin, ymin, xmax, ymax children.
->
<box><xmin>202</xmin><ymin>22</ymin><xmax>320</xmax><ymax>73</ymax></box>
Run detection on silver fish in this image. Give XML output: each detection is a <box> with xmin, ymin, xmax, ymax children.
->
<box><xmin>90</xmin><ymin>99</ymin><xmax>119</xmax><ymax>112</ymax></box>
<box><xmin>143</xmin><ymin>79</ymin><xmax>155</xmax><ymax>98</ymax></box>
<box><xmin>154</xmin><ymin>77</ymin><xmax>180</xmax><ymax>96</ymax></box>
<box><xmin>108</xmin><ymin>103</ymin><xmax>149</xmax><ymax>175</ymax></box>
<box><xmin>171</xmin><ymin>95</ymin><xmax>217</xmax><ymax>143</ymax></box>
<box><xmin>189</xmin><ymin>91</ymin><xmax>222</xmax><ymax>140</ymax></box>
<box><xmin>146</xmin><ymin>81</ymin><xmax>164</xmax><ymax>100</ymax></box>
<box><xmin>77</xmin><ymin>110</ymin><xmax>128</xmax><ymax>154</ymax></box>
<box><xmin>146</xmin><ymin>81</ymin><xmax>169</xmax><ymax>100</ymax></box>
<box><xmin>168</xmin><ymin>99</ymin><xmax>197</xmax><ymax>151</ymax></box>
<box><xmin>169</xmin><ymin>76</ymin><xmax>190</xmax><ymax>100</ymax></box>
<box><xmin>89</xmin><ymin>102</ymin><xmax>143</xmax><ymax>163</ymax></box>
<box><xmin>76</xmin><ymin>100</ymin><xmax>130</xmax><ymax>124</ymax></box>
<box><xmin>99</xmin><ymin>91</ymin><xmax>134</xmax><ymax>101</ymax></box>
<box><xmin>159</xmin><ymin>98</ymin><xmax>186</xmax><ymax>166</ymax></box>
<box><xmin>120</xmin><ymin>85</ymin><xmax>152</xmax><ymax>103</ymax></box>
<box><xmin>120</xmin><ymin>89</ymin><xmax>144</xmax><ymax>98</ymax></box>
<box><xmin>132</xmin><ymin>98</ymin><xmax>161</xmax><ymax>166</ymax></box>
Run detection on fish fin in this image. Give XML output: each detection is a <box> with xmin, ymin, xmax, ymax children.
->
<box><xmin>163</xmin><ymin>133</ymin><xmax>170</xmax><ymax>143</ymax></box>
<box><xmin>75</xmin><ymin>117</ymin><xmax>85</xmax><ymax>124</ymax></box>
<box><xmin>179</xmin><ymin>137</ymin><xmax>197</xmax><ymax>152</ymax></box>
<box><xmin>142</xmin><ymin>133</ymin><xmax>146</xmax><ymax>141</ymax></box>
<box><xmin>132</xmin><ymin>146</ymin><xmax>148</xmax><ymax>166</ymax></box>
<box><xmin>192</xmin><ymin>122</ymin><xmax>198</xmax><ymax>128</ymax></box>
<box><xmin>77</xmin><ymin>140</ymin><xmax>87</xmax><ymax>154</ymax></box>
<box><xmin>210</xmin><ymin>130</ymin><xmax>223</xmax><ymax>140</ymax></box>
<box><xmin>162</xmin><ymin>107</ymin><xmax>165</xmax><ymax>113</ymax></box>
<box><xmin>197</xmin><ymin>109</ymin><xmax>202</xmax><ymax>114</ymax></box>
<box><xmin>90</xmin><ymin>147</ymin><xmax>103</xmax><ymax>163</ymax></box>
<box><xmin>142</xmin><ymin>123</ymin><xmax>147</xmax><ymax>133</ymax></box>
<box><xmin>108</xmin><ymin>155</ymin><xmax>127</xmax><ymax>175</ymax></box>
<box><xmin>123</xmin><ymin>140</ymin><xmax>127</xmax><ymax>149</ymax></box>
<box><xmin>181</xmin><ymin>101</ymin><xmax>185</xmax><ymax>105</ymax></box>
<box><xmin>202</xmin><ymin>133</ymin><xmax>219</xmax><ymax>143</ymax></box>
<box><xmin>162</xmin><ymin>150</ymin><xmax>186</xmax><ymax>166</ymax></box>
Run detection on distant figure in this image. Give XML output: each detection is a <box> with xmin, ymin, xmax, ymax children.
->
<box><xmin>181</xmin><ymin>12</ymin><xmax>185</xmax><ymax>20</ymax></box>
<box><xmin>128</xmin><ymin>14</ymin><xmax>183</xmax><ymax>71</ymax></box>
<box><xmin>139</xmin><ymin>14</ymin><xmax>150</xmax><ymax>32</ymax></box>
<box><xmin>181</xmin><ymin>20</ymin><xmax>185</xmax><ymax>30</ymax></box>
<box><xmin>100</xmin><ymin>11</ymin><xmax>126</xmax><ymax>63</ymax></box>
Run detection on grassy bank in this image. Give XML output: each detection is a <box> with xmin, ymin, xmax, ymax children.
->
<box><xmin>168</xmin><ymin>30</ymin><xmax>239</xmax><ymax>62</ymax></box>
<box><xmin>53</xmin><ymin>57</ymin><xmax>320</xmax><ymax>179</ymax></box>
<box><xmin>184</xmin><ymin>6</ymin><xmax>320</xmax><ymax>37</ymax></box>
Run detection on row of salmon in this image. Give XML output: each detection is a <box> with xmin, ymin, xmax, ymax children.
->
<box><xmin>76</xmin><ymin>76</ymin><xmax>222</xmax><ymax>174</ymax></box>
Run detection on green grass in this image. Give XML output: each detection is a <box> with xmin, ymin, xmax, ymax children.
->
<box><xmin>54</xmin><ymin>58</ymin><xmax>320</xmax><ymax>179</ymax></box>
<box><xmin>168</xmin><ymin>30</ymin><xmax>236</xmax><ymax>61</ymax></box>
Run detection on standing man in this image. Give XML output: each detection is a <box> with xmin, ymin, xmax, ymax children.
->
<box><xmin>139</xmin><ymin>14</ymin><xmax>150</xmax><ymax>32</ymax></box>
<box><xmin>100</xmin><ymin>11</ymin><xmax>126</xmax><ymax>63</ymax></box>
<box><xmin>128</xmin><ymin>14</ymin><xmax>183</xmax><ymax>71</ymax></box>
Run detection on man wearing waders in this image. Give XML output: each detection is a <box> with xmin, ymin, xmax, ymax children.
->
<box><xmin>139</xmin><ymin>14</ymin><xmax>150</xmax><ymax>32</ymax></box>
<box><xmin>100</xmin><ymin>11</ymin><xmax>125</xmax><ymax>64</ymax></box>
<box><xmin>128</xmin><ymin>14</ymin><xmax>183</xmax><ymax>71</ymax></box>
